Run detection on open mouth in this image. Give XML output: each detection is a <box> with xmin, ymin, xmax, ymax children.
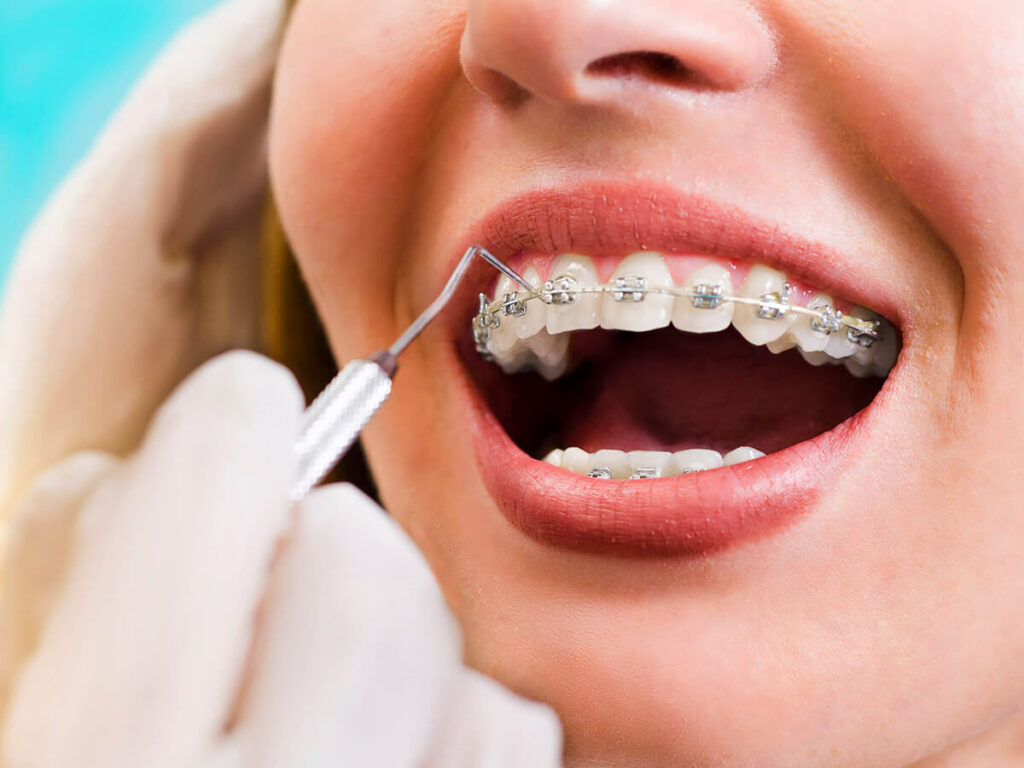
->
<box><xmin>468</xmin><ymin>250</ymin><xmax>899</xmax><ymax>478</ymax></box>
<box><xmin>449</xmin><ymin>187</ymin><xmax>904</xmax><ymax>555</ymax></box>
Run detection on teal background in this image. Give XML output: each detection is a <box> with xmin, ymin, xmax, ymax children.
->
<box><xmin>0</xmin><ymin>0</ymin><xmax>221</xmax><ymax>290</ymax></box>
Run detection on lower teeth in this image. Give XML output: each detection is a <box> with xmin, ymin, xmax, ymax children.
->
<box><xmin>545</xmin><ymin>446</ymin><xmax>766</xmax><ymax>479</ymax></box>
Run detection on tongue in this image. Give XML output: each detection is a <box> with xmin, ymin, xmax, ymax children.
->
<box><xmin>557</xmin><ymin>327</ymin><xmax>879</xmax><ymax>454</ymax></box>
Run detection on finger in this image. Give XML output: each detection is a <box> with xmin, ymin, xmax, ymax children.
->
<box><xmin>234</xmin><ymin>483</ymin><xmax>464</xmax><ymax>767</ymax></box>
<box><xmin>2</xmin><ymin>352</ymin><xmax>303</xmax><ymax>768</ymax></box>
<box><xmin>422</xmin><ymin>668</ymin><xmax>563</xmax><ymax>768</ymax></box>
<box><xmin>0</xmin><ymin>452</ymin><xmax>118</xmax><ymax>718</ymax></box>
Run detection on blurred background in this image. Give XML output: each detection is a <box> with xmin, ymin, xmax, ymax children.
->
<box><xmin>0</xmin><ymin>0</ymin><xmax>220</xmax><ymax>290</ymax></box>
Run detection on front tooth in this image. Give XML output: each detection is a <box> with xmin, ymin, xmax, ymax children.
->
<box><xmin>732</xmin><ymin>265</ymin><xmax>795</xmax><ymax>345</ymax></box>
<box><xmin>591</xmin><ymin>449</ymin><xmax>630</xmax><ymax>479</ymax></box>
<box><xmin>546</xmin><ymin>253</ymin><xmax>601</xmax><ymax>334</ymax></box>
<box><xmin>672</xmin><ymin>263</ymin><xmax>735</xmax><ymax>333</ymax></box>
<box><xmin>723</xmin><ymin>446</ymin><xmax>766</xmax><ymax>466</ymax></box>
<box><xmin>789</xmin><ymin>294</ymin><xmax>834</xmax><ymax>353</ymax></box>
<box><xmin>562</xmin><ymin>447</ymin><xmax>590</xmax><ymax>475</ymax></box>
<box><xmin>672</xmin><ymin>449</ymin><xmax>724</xmax><ymax>474</ymax></box>
<box><xmin>601</xmin><ymin>252</ymin><xmax>674</xmax><ymax>332</ymax></box>
<box><xmin>766</xmin><ymin>334</ymin><xmax>797</xmax><ymax>354</ymax></box>
<box><xmin>626</xmin><ymin>450</ymin><xmax>672</xmax><ymax>478</ymax></box>
<box><xmin>542</xmin><ymin>449</ymin><xmax>564</xmax><ymax>466</ymax></box>
<box><xmin>515</xmin><ymin>266</ymin><xmax>547</xmax><ymax>339</ymax></box>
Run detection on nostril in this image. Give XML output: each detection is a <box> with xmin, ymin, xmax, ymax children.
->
<box><xmin>586</xmin><ymin>51</ymin><xmax>713</xmax><ymax>89</ymax></box>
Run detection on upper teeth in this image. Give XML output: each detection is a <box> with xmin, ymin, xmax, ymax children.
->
<box><xmin>473</xmin><ymin>252</ymin><xmax>899</xmax><ymax>380</ymax></box>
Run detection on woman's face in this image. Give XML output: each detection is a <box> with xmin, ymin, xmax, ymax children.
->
<box><xmin>269</xmin><ymin>1</ymin><xmax>1024</xmax><ymax>765</ymax></box>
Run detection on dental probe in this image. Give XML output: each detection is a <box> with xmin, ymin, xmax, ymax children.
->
<box><xmin>289</xmin><ymin>245</ymin><xmax>533</xmax><ymax>501</ymax></box>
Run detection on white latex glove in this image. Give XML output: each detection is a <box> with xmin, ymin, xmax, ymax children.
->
<box><xmin>0</xmin><ymin>352</ymin><xmax>562</xmax><ymax>768</ymax></box>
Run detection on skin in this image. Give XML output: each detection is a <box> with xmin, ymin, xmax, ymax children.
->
<box><xmin>268</xmin><ymin>1</ymin><xmax>1024</xmax><ymax>765</ymax></box>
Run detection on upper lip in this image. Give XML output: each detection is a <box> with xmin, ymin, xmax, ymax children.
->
<box><xmin>440</xmin><ymin>180</ymin><xmax>906</xmax><ymax>339</ymax></box>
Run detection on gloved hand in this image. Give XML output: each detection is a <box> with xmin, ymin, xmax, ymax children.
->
<box><xmin>0</xmin><ymin>352</ymin><xmax>562</xmax><ymax>768</ymax></box>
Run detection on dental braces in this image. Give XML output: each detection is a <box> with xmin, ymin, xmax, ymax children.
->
<box><xmin>473</xmin><ymin>274</ymin><xmax>882</xmax><ymax>357</ymax></box>
<box><xmin>586</xmin><ymin>466</ymin><xmax>662</xmax><ymax>480</ymax></box>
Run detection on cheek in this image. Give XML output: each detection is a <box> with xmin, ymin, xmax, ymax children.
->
<box><xmin>779</xmin><ymin>0</ymin><xmax>1024</xmax><ymax>283</ymax></box>
<box><xmin>797</xmin><ymin>0</ymin><xmax>1024</xmax><ymax>238</ymax></box>
<box><xmin>268</xmin><ymin>0</ymin><xmax>465</xmax><ymax>359</ymax></box>
<box><xmin>780</xmin><ymin>0</ymin><xmax>1024</xmax><ymax>518</ymax></box>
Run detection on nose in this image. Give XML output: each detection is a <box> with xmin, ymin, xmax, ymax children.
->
<box><xmin>460</xmin><ymin>0</ymin><xmax>776</xmax><ymax>105</ymax></box>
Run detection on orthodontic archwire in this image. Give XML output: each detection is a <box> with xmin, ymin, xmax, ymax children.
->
<box><xmin>290</xmin><ymin>247</ymin><xmax>885</xmax><ymax>501</ymax></box>
<box><xmin>472</xmin><ymin>274</ymin><xmax>882</xmax><ymax>358</ymax></box>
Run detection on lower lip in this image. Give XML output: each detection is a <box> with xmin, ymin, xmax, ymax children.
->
<box><xmin>458</xmin><ymin>355</ymin><xmax>868</xmax><ymax>557</ymax></box>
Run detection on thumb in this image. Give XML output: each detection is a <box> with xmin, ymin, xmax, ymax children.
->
<box><xmin>0</xmin><ymin>452</ymin><xmax>119</xmax><ymax>721</ymax></box>
<box><xmin>2</xmin><ymin>351</ymin><xmax>303</xmax><ymax>768</ymax></box>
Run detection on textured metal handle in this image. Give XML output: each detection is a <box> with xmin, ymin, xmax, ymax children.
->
<box><xmin>290</xmin><ymin>359</ymin><xmax>393</xmax><ymax>500</ymax></box>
